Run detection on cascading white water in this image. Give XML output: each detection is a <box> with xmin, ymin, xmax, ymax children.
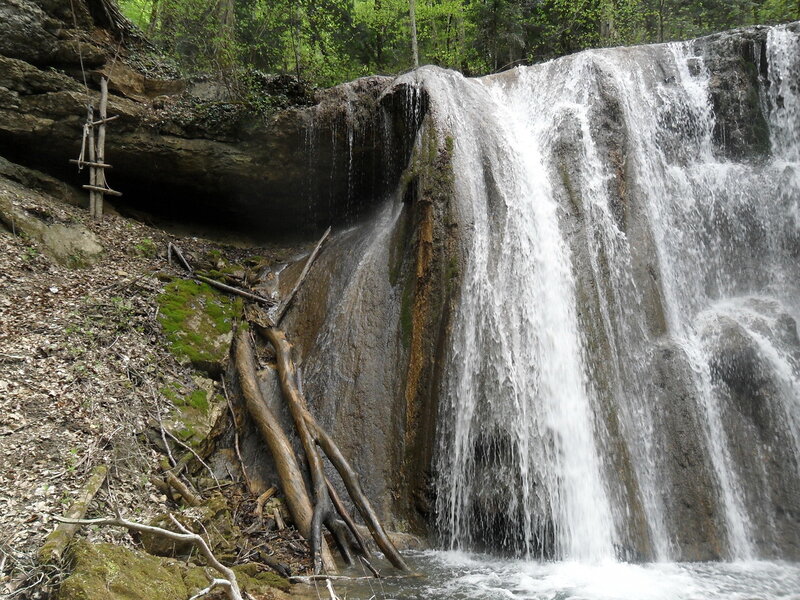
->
<box><xmin>418</xmin><ymin>66</ymin><xmax>617</xmax><ymax>561</ymax></box>
<box><xmin>425</xmin><ymin>22</ymin><xmax>800</xmax><ymax>564</ymax></box>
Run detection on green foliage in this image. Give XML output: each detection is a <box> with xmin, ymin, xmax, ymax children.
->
<box><xmin>134</xmin><ymin>237</ymin><xmax>157</xmax><ymax>258</ymax></box>
<box><xmin>117</xmin><ymin>0</ymin><xmax>800</xmax><ymax>87</ymax></box>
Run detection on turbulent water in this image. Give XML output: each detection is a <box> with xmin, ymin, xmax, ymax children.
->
<box><xmin>320</xmin><ymin>551</ymin><xmax>800</xmax><ymax>600</ymax></box>
<box><xmin>407</xmin><ymin>21</ymin><xmax>800</xmax><ymax>567</ymax></box>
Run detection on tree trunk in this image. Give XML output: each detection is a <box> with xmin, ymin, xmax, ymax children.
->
<box><xmin>409</xmin><ymin>0</ymin><xmax>420</xmax><ymax>68</ymax></box>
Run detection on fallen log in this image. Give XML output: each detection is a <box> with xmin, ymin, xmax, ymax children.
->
<box><xmin>38</xmin><ymin>465</ymin><xmax>107</xmax><ymax>564</ymax></box>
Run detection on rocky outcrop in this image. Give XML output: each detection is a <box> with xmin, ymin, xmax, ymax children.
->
<box><xmin>59</xmin><ymin>540</ymin><xmax>290</xmax><ymax>600</ymax></box>
<box><xmin>0</xmin><ymin>0</ymin><xmax>424</xmax><ymax>235</ymax></box>
<box><xmin>5</xmin><ymin>0</ymin><xmax>799</xmax><ymax>561</ymax></box>
<box><xmin>0</xmin><ymin>169</ymin><xmax>103</xmax><ymax>267</ymax></box>
<box><xmin>694</xmin><ymin>25</ymin><xmax>777</xmax><ymax>159</ymax></box>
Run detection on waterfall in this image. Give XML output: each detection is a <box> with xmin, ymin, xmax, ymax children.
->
<box><xmin>428</xmin><ymin>23</ymin><xmax>800</xmax><ymax>562</ymax></box>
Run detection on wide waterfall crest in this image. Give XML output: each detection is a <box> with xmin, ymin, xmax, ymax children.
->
<box><xmin>427</xmin><ymin>24</ymin><xmax>800</xmax><ymax>562</ymax></box>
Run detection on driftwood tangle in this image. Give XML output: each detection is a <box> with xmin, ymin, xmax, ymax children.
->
<box><xmin>165</xmin><ymin>238</ymin><xmax>409</xmax><ymax>575</ymax></box>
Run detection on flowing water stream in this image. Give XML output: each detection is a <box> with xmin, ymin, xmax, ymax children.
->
<box><xmin>384</xmin><ymin>23</ymin><xmax>796</xmax><ymax>600</ymax></box>
<box><xmin>425</xmin><ymin>22</ymin><xmax>800</xmax><ymax>566</ymax></box>
<box><xmin>302</xmin><ymin>23</ymin><xmax>800</xmax><ymax>599</ymax></box>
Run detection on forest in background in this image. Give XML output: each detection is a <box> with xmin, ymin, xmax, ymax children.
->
<box><xmin>118</xmin><ymin>0</ymin><xmax>800</xmax><ymax>88</ymax></box>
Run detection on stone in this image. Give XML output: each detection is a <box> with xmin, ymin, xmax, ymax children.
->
<box><xmin>58</xmin><ymin>540</ymin><xmax>291</xmax><ymax>600</ymax></box>
<box><xmin>156</xmin><ymin>279</ymin><xmax>242</xmax><ymax>378</ymax></box>
<box><xmin>0</xmin><ymin>188</ymin><xmax>103</xmax><ymax>267</ymax></box>
<box><xmin>58</xmin><ymin>540</ymin><xmax>198</xmax><ymax>600</ymax></box>
<box><xmin>140</xmin><ymin>494</ymin><xmax>239</xmax><ymax>559</ymax></box>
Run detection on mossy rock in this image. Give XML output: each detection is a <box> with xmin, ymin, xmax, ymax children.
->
<box><xmin>157</xmin><ymin>278</ymin><xmax>242</xmax><ymax>377</ymax></box>
<box><xmin>160</xmin><ymin>379</ymin><xmax>223</xmax><ymax>446</ymax></box>
<box><xmin>58</xmin><ymin>540</ymin><xmax>202</xmax><ymax>600</ymax></box>
<box><xmin>233</xmin><ymin>563</ymin><xmax>291</xmax><ymax>594</ymax></box>
<box><xmin>59</xmin><ymin>541</ymin><xmax>291</xmax><ymax>600</ymax></box>
<box><xmin>141</xmin><ymin>494</ymin><xmax>239</xmax><ymax>558</ymax></box>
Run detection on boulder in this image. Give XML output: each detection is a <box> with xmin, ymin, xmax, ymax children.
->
<box><xmin>0</xmin><ymin>179</ymin><xmax>103</xmax><ymax>267</ymax></box>
<box><xmin>58</xmin><ymin>540</ymin><xmax>290</xmax><ymax>600</ymax></box>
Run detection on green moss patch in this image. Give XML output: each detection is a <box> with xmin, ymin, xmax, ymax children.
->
<box><xmin>59</xmin><ymin>541</ymin><xmax>197</xmax><ymax>600</ymax></box>
<box><xmin>141</xmin><ymin>494</ymin><xmax>239</xmax><ymax>559</ymax></box>
<box><xmin>157</xmin><ymin>278</ymin><xmax>242</xmax><ymax>377</ymax></box>
<box><xmin>233</xmin><ymin>563</ymin><xmax>291</xmax><ymax>593</ymax></box>
<box><xmin>59</xmin><ymin>540</ymin><xmax>289</xmax><ymax>600</ymax></box>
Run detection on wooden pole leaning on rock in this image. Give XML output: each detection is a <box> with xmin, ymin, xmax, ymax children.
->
<box><xmin>257</xmin><ymin>323</ymin><xmax>356</xmax><ymax>571</ymax></box>
<box><xmin>72</xmin><ymin>77</ymin><xmax>121</xmax><ymax>219</ymax></box>
<box><xmin>275</xmin><ymin>226</ymin><xmax>331</xmax><ymax>325</ymax></box>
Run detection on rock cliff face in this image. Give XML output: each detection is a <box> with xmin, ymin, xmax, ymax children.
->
<box><xmin>0</xmin><ymin>0</ymin><xmax>421</xmax><ymax>234</ymax></box>
<box><xmin>4</xmin><ymin>0</ymin><xmax>800</xmax><ymax>559</ymax></box>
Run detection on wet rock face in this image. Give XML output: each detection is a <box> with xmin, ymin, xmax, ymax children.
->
<box><xmin>649</xmin><ymin>343</ymin><xmax>727</xmax><ymax>561</ymax></box>
<box><xmin>259</xmin><ymin>118</ymin><xmax>457</xmax><ymax>533</ymax></box>
<box><xmin>696</xmin><ymin>26</ymin><xmax>774</xmax><ymax>159</ymax></box>
<box><xmin>705</xmin><ymin>311</ymin><xmax>800</xmax><ymax>558</ymax></box>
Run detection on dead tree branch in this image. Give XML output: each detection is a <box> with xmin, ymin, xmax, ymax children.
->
<box><xmin>38</xmin><ymin>465</ymin><xmax>107</xmax><ymax>564</ymax></box>
<box><xmin>163</xmin><ymin>469</ymin><xmax>202</xmax><ymax>507</ymax></box>
<box><xmin>168</xmin><ymin>242</ymin><xmax>193</xmax><ymax>273</ymax></box>
<box><xmin>275</xmin><ymin>227</ymin><xmax>331</xmax><ymax>324</ymax></box>
<box><xmin>195</xmin><ymin>275</ymin><xmax>275</xmax><ymax>307</ymax></box>
<box><xmin>53</xmin><ymin>513</ymin><xmax>243</xmax><ymax>600</ymax></box>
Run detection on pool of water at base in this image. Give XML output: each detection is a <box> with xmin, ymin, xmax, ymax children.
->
<box><xmin>297</xmin><ymin>551</ymin><xmax>800</xmax><ymax>600</ymax></box>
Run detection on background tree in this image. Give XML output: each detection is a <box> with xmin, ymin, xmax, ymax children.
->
<box><xmin>118</xmin><ymin>0</ymin><xmax>800</xmax><ymax>88</ymax></box>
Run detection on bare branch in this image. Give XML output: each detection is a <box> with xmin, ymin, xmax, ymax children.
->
<box><xmin>275</xmin><ymin>227</ymin><xmax>331</xmax><ymax>324</ymax></box>
<box><xmin>53</xmin><ymin>514</ymin><xmax>243</xmax><ymax>600</ymax></box>
<box><xmin>163</xmin><ymin>469</ymin><xmax>202</xmax><ymax>507</ymax></box>
<box><xmin>188</xmin><ymin>578</ymin><xmax>232</xmax><ymax>600</ymax></box>
<box><xmin>326</xmin><ymin>578</ymin><xmax>341</xmax><ymax>600</ymax></box>
<box><xmin>194</xmin><ymin>275</ymin><xmax>275</xmax><ymax>306</ymax></box>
